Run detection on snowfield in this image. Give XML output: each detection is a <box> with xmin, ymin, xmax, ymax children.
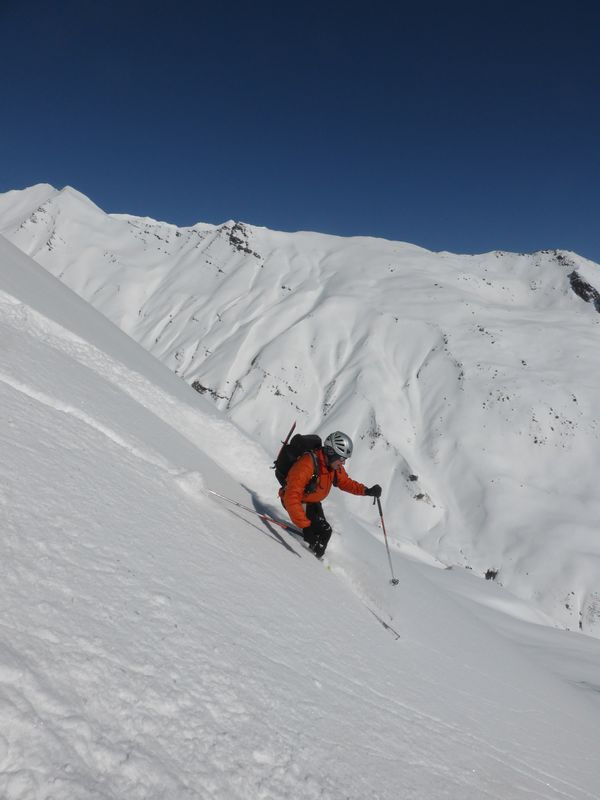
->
<box><xmin>2</xmin><ymin>184</ymin><xmax>600</xmax><ymax>638</ymax></box>
<box><xmin>1</xmin><ymin>219</ymin><xmax>600</xmax><ymax>797</ymax></box>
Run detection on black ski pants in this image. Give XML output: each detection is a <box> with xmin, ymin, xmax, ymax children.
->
<box><xmin>303</xmin><ymin>502</ymin><xmax>332</xmax><ymax>548</ymax></box>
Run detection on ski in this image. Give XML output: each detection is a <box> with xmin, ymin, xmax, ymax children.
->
<box><xmin>206</xmin><ymin>488</ymin><xmax>336</xmax><ymax>561</ymax></box>
<box><xmin>207</xmin><ymin>488</ymin><xmax>400</xmax><ymax>638</ymax></box>
<box><xmin>205</xmin><ymin>488</ymin><xmax>302</xmax><ymax>535</ymax></box>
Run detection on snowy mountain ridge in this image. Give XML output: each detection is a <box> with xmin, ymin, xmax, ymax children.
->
<box><xmin>2</xmin><ymin>229</ymin><xmax>600</xmax><ymax>799</ymax></box>
<box><xmin>2</xmin><ymin>184</ymin><xmax>600</xmax><ymax>639</ymax></box>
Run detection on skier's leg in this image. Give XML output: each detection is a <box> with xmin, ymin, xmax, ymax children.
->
<box><xmin>306</xmin><ymin>503</ymin><xmax>332</xmax><ymax>556</ymax></box>
<box><xmin>302</xmin><ymin>503</ymin><xmax>319</xmax><ymax>546</ymax></box>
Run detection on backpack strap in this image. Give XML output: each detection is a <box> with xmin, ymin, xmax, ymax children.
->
<box><xmin>305</xmin><ymin>450</ymin><xmax>319</xmax><ymax>494</ymax></box>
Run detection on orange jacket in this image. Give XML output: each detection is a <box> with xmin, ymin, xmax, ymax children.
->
<box><xmin>282</xmin><ymin>448</ymin><xmax>366</xmax><ymax>529</ymax></box>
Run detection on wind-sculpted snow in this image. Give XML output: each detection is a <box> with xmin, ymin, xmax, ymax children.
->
<box><xmin>2</xmin><ymin>186</ymin><xmax>600</xmax><ymax>640</ymax></box>
<box><xmin>2</xmin><ymin>229</ymin><xmax>600</xmax><ymax>798</ymax></box>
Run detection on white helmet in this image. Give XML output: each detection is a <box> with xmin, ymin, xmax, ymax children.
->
<box><xmin>324</xmin><ymin>431</ymin><xmax>353</xmax><ymax>459</ymax></box>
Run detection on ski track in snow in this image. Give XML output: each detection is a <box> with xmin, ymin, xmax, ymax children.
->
<box><xmin>0</xmin><ymin>368</ymin><xmax>171</xmax><ymax>473</ymax></box>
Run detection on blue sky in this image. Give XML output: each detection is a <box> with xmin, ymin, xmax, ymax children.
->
<box><xmin>1</xmin><ymin>1</ymin><xmax>599</xmax><ymax>261</ymax></box>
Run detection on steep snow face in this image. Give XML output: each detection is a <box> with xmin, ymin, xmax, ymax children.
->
<box><xmin>2</xmin><ymin>233</ymin><xmax>600</xmax><ymax>800</ymax></box>
<box><xmin>2</xmin><ymin>185</ymin><xmax>600</xmax><ymax>637</ymax></box>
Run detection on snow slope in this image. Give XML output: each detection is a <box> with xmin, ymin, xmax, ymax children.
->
<box><xmin>2</xmin><ymin>184</ymin><xmax>600</xmax><ymax>638</ymax></box>
<box><xmin>2</xmin><ymin>233</ymin><xmax>600</xmax><ymax>798</ymax></box>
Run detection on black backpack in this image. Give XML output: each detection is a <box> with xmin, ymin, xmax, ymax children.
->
<box><xmin>274</xmin><ymin>433</ymin><xmax>322</xmax><ymax>493</ymax></box>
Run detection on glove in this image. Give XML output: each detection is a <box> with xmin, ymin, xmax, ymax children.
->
<box><xmin>364</xmin><ymin>484</ymin><xmax>382</xmax><ymax>498</ymax></box>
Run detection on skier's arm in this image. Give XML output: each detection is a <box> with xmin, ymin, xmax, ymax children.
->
<box><xmin>335</xmin><ymin>466</ymin><xmax>367</xmax><ymax>496</ymax></box>
<box><xmin>283</xmin><ymin>455</ymin><xmax>315</xmax><ymax>528</ymax></box>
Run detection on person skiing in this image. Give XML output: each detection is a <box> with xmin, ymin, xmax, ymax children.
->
<box><xmin>280</xmin><ymin>430</ymin><xmax>381</xmax><ymax>557</ymax></box>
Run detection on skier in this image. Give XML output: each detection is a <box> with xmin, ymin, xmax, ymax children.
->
<box><xmin>280</xmin><ymin>431</ymin><xmax>381</xmax><ymax>557</ymax></box>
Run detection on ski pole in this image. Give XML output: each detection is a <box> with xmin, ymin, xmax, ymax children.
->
<box><xmin>376</xmin><ymin>497</ymin><xmax>399</xmax><ymax>585</ymax></box>
<box><xmin>206</xmin><ymin>488</ymin><xmax>302</xmax><ymax>534</ymax></box>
